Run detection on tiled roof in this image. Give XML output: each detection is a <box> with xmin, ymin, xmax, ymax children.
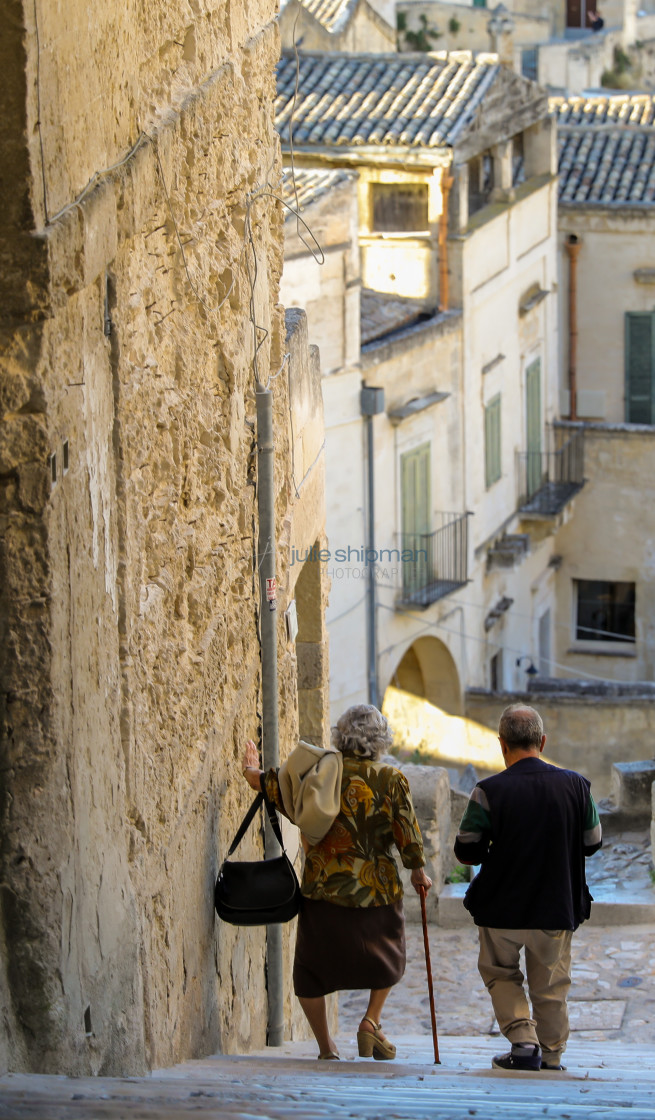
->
<box><xmin>276</xmin><ymin>51</ymin><xmax>500</xmax><ymax>150</ymax></box>
<box><xmin>551</xmin><ymin>93</ymin><xmax>655</xmax><ymax>127</ymax></box>
<box><xmin>279</xmin><ymin>0</ymin><xmax>360</xmax><ymax>34</ymax></box>
<box><xmin>360</xmin><ymin>289</ymin><xmax>433</xmax><ymax>344</ymax></box>
<box><xmin>553</xmin><ymin>94</ymin><xmax>655</xmax><ymax>205</ymax></box>
<box><xmin>279</xmin><ymin>167</ymin><xmax>356</xmax><ymax>217</ymax></box>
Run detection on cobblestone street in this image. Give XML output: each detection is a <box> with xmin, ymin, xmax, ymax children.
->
<box><xmin>342</xmin><ymin>828</ymin><xmax>655</xmax><ymax>1049</ymax></box>
<box><xmin>341</xmin><ymin>920</ymin><xmax>655</xmax><ymax>1049</ymax></box>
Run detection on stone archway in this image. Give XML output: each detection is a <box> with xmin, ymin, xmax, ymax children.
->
<box><xmin>391</xmin><ymin>635</ymin><xmax>462</xmax><ymax>716</ymax></box>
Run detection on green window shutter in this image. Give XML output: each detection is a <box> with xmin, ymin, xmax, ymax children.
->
<box><xmin>526</xmin><ymin>358</ymin><xmax>542</xmax><ymax>496</ymax></box>
<box><xmin>625</xmin><ymin>312</ymin><xmax>655</xmax><ymax>423</ymax></box>
<box><xmin>485</xmin><ymin>395</ymin><xmax>501</xmax><ymax>488</ymax></box>
<box><xmin>400</xmin><ymin>444</ymin><xmax>431</xmax><ymax>596</ymax></box>
<box><xmin>401</xmin><ymin>443</ymin><xmax>431</xmax><ymax>537</ymax></box>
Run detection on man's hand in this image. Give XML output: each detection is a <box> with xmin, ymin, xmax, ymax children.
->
<box><xmin>410</xmin><ymin>867</ymin><xmax>433</xmax><ymax>894</ymax></box>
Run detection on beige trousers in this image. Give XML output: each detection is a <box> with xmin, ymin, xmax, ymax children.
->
<box><xmin>477</xmin><ymin>927</ymin><xmax>573</xmax><ymax>1064</ymax></box>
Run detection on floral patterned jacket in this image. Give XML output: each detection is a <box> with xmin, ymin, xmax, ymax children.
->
<box><xmin>263</xmin><ymin>756</ymin><xmax>425</xmax><ymax>908</ymax></box>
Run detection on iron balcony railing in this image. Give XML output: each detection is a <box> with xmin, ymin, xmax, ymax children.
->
<box><xmin>397</xmin><ymin>511</ymin><xmax>471</xmax><ymax>609</ymax></box>
<box><xmin>517</xmin><ymin>429</ymin><xmax>585</xmax><ymax>516</ymax></box>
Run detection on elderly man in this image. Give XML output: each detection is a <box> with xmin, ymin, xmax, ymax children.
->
<box><xmin>454</xmin><ymin>703</ymin><xmax>602</xmax><ymax>1072</ymax></box>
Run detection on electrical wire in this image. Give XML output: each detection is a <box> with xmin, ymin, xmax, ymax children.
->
<box><xmin>376</xmin><ymin>601</ymin><xmax>625</xmax><ymax>683</ymax></box>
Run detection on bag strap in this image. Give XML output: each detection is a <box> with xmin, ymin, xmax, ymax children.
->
<box><xmin>227</xmin><ymin>789</ymin><xmax>286</xmax><ymax>857</ymax></box>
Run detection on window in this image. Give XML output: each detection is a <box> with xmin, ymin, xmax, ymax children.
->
<box><xmin>525</xmin><ymin>357</ymin><xmax>542</xmax><ymax>497</ymax></box>
<box><xmin>512</xmin><ymin>132</ymin><xmax>524</xmax><ymax>187</ymax></box>
<box><xmin>575</xmin><ymin>580</ymin><xmax>636</xmax><ymax>643</ymax></box>
<box><xmin>484</xmin><ymin>395</ymin><xmax>502</xmax><ymax>488</ymax></box>
<box><xmin>490</xmin><ymin>651</ymin><xmax>503</xmax><ymax>691</ymax></box>
<box><xmin>371</xmin><ymin>183</ymin><xmax>429</xmax><ymax>233</ymax></box>
<box><xmin>538</xmin><ymin>609</ymin><xmax>551</xmax><ymax>675</ymax></box>
<box><xmin>400</xmin><ymin>443</ymin><xmax>431</xmax><ymax>597</ymax></box>
<box><xmin>468</xmin><ymin>152</ymin><xmax>494</xmax><ymax>217</ymax></box>
<box><xmin>625</xmin><ymin>312</ymin><xmax>655</xmax><ymax>423</ymax></box>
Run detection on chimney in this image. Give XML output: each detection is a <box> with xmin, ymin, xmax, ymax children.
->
<box><xmin>488</xmin><ymin>5</ymin><xmax>516</xmax><ymax>69</ymax></box>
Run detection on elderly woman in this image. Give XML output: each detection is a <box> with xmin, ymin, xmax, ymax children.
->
<box><xmin>242</xmin><ymin>704</ymin><xmax>432</xmax><ymax>1061</ymax></box>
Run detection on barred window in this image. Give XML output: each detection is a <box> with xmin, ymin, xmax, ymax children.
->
<box><xmin>575</xmin><ymin>580</ymin><xmax>636</xmax><ymax>643</ymax></box>
<box><xmin>371</xmin><ymin>183</ymin><xmax>429</xmax><ymax>232</ymax></box>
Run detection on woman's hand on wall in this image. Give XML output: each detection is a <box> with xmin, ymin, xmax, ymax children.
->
<box><xmin>410</xmin><ymin>867</ymin><xmax>433</xmax><ymax>894</ymax></box>
<box><xmin>242</xmin><ymin>739</ymin><xmax>263</xmax><ymax>790</ymax></box>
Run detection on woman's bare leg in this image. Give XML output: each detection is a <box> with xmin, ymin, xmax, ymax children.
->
<box><xmin>360</xmin><ymin>986</ymin><xmax>392</xmax><ymax>1032</ymax></box>
<box><xmin>298</xmin><ymin>995</ymin><xmax>338</xmax><ymax>1056</ymax></box>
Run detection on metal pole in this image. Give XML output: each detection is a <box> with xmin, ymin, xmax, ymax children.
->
<box><xmin>256</xmin><ymin>388</ymin><xmax>284</xmax><ymax>1047</ymax></box>
<box><xmin>365</xmin><ymin>413</ymin><xmax>379</xmax><ymax>708</ymax></box>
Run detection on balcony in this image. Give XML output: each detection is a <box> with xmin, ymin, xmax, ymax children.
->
<box><xmin>397</xmin><ymin>512</ymin><xmax>471</xmax><ymax>609</ymax></box>
<box><xmin>517</xmin><ymin>430</ymin><xmax>584</xmax><ymax>517</ymax></box>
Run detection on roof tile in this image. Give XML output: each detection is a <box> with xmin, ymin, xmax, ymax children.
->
<box><xmin>554</xmin><ymin>93</ymin><xmax>655</xmax><ymax>206</ymax></box>
<box><xmin>276</xmin><ymin>51</ymin><xmax>502</xmax><ymax>150</ymax></box>
<box><xmin>279</xmin><ymin>167</ymin><xmax>356</xmax><ymax>217</ymax></box>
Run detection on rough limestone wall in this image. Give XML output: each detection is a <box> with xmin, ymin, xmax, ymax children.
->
<box><xmin>0</xmin><ymin>0</ymin><xmax>326</xmax><ymax>1078</ymax></box>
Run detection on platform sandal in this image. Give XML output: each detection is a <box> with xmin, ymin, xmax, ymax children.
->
<box><xmin>356</xmin><ymin>1017</ymin><xmax>396</xmax><ymax>1061</ymax></box>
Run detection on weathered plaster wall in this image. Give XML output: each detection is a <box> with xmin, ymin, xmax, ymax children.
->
<box><xmin>552</xmin><ymin>424</ymin><xmax>655</xmax><ymax>683</ymax></box>
<box><xmin>466</xmin><ymin>688</ymin><xmax>655</xmax><ymax>796</ymax></box>
<box><xmin>0</xmin><ymin>0</ymin><xmax>327</xmax><ymax>1079</ymax></box>
<box><xmin>557</xmin><ymin>211</ymin><xmax>655</xmax><ymax>424</ymax></box>
<box><xmin>281</xmin><ymin>176</ymin><xmax>361</xmax><ymax>375</ymax></box>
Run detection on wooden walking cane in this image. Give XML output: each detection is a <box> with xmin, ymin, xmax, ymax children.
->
<box><xmin>419</xmin><ymin>885</ymin><xmax>440</xmax><ymax>1064</ymax></box>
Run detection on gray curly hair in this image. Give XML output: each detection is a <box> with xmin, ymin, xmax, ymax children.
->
<box><xmin>331</xmin><ymin>704</ymin><xmax>393</xmax><ymax>760</ymax></box>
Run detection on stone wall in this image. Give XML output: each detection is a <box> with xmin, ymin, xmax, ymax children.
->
<box><xmin>466</xmin><ymin>688</ymin><xmax>655</xmax><ymax>798</ymax></box>
<box><xmin>0</xmin><ymin>0</ymin><xmax>327</xmax><ymax>1078</ymax></box>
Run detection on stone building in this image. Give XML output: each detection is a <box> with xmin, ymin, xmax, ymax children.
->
<box><xmin>279</xmin><ymin>0</ymin><xmax>396</xmax><ymax>51</ymax></box>
<box><xmin>0</xmin><ymin>0</ymin><xmax>328</xmax><ymax>1078</ymax></box>
<box><xmin>550</xmin><ymin>93</ymin><xmax>655</xmax><ymax>683</ymax></box>
<box><xmin>276</xmin><ymin>51</ymin><xmax>572</xmax><ymax>723</ymax></box>
<box><xmin>395</xmin><ymin>0</ymin><xmax>655</xmax><ymax>95</ymax></box>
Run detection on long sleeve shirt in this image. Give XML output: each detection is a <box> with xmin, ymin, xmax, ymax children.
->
<box><xmin>263</xmin><ymin>756</ymin><xmax>425</xmax><ymax>908</ymax></box>
<box><xmin>454</xmin><ymin>756</ymin><xmax>602</xmax><ymax>930</ymax></box>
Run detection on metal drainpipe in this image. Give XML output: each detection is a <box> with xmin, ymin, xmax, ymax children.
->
<box><xmin>565</xmin><ymin>234</ymin><xmax>582</xmax><ymax>421</ymax></box>
<box><xmin>360</xmin><ymin>387</ymin><xmax>385</xmax><ymax>708</ymax></box>
<box><xmin>256</xmin><ymin>387</ymin><xmax>283</xmax><ymax>1047</ymax></box>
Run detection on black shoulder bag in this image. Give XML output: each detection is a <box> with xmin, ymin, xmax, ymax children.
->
<box><xmin>214</xmin><ymin>791</ymin><xmax>302</xmax><ymax>926</ymax></box>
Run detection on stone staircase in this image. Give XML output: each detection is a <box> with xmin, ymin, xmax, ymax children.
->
<box><xmin>1</xmin><ymin>1036</ymin><xmax>654</xmax><ymax>1119</ymax></box>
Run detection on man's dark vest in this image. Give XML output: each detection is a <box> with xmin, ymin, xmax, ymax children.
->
<box><xmin>463</xmin><ymin>757</ymin><xmax>593</xmax><ymax>930</ymax></box>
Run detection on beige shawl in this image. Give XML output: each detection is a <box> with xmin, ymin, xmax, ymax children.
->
<box><xmin>277</xmin><ymin>741</ymin><xmax>343</xmax><ymax>846</ymax></box>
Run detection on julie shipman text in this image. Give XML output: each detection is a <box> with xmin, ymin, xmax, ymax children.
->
<box><xmin>290</xmin><ymin>546</ymin><xmax>427</xmax><ymax>565</ymax></box>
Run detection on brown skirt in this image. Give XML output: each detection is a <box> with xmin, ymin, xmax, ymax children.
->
<box><xmin>293</xmin><ymin>897</ymin><xmax>406</xmax><ymax>998</ymax></box>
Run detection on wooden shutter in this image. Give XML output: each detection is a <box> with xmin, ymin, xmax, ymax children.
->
<box><xmin>625</xmin><ymin>312</ymin><xmax>655</xmax><ymax>424</ymax></box>
<box><xmin>400</xmin><ymin>444</ymin><xmax>431</xmax><ymax>595</ymax></box>
<box><xmin>485</xmin><ymin>395</ymin><xmax>501</xmax><ymax>488</ymax></box>
<box><xmin>526</xmin><ymin>359</ymin><xmax>542</xmax><ymax>496</ymax></box>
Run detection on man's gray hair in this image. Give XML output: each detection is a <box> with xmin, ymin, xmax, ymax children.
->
<box><xmin>331</xmin><ymin>704</ymin><xmax>393</xmax><ymax>760</ymax></box>
<box><xmin>498</xmin><ymin>703</ymin><xmax>544</xmax><ymax>749</ymax></box>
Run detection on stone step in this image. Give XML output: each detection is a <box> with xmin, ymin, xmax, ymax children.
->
<box><xmin>437</xmin><ymin>882</ymin><xmax>655</xmax><ymax>927</ymax></box>
<box><xmin>1</xmin><ymin>1037</ymin><xmax>654</xmax><ymax>1120</ymax></box>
